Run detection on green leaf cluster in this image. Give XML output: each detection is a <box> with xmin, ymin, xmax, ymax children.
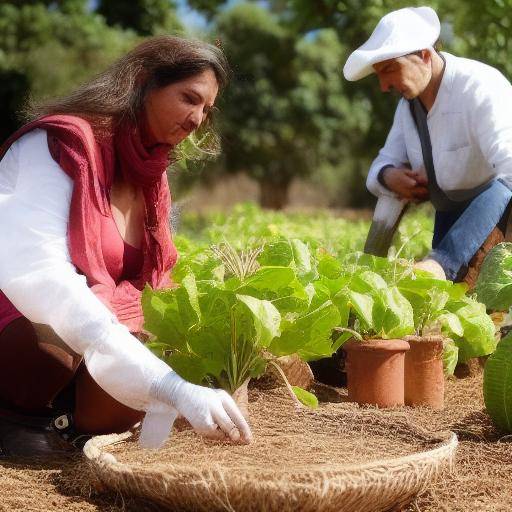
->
<box><xmin>484</xmin><ymin>331</ymin><xmax>512</xmax><ymax>432</ymax></box>
<box><xmin>474</xmin><ymin>243</ymin><xmax>512</xmax><ymax>312</ymax></box>
<box><xmin>142</xmin><ymin>241</ymin><xmax>342</xmax><ymax>396</ymax></box>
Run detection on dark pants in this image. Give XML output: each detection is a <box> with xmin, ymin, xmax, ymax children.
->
<box><xmin>0</xmin><ymin>317</ymin><xmax>143</xmax><ymax>434</ymax></box>
<box><xmin>430</xmin><ymin>179</ymin><xmax>512</xmax><ymax>282</ymax></box>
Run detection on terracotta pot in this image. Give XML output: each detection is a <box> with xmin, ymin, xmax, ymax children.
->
<box><xmin>343</xmin><ymin>338</ymin><xmax>410</xmax><ymax>408</ymax></box>
<box><xmin>404</xmin><ymin>335</ymin><xmax>445</xmax><ymax>409</ymax></box>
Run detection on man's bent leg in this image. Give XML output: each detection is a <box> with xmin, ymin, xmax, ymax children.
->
<box><xmin>429</xmin><ymin>180</ymin><xmax>512</xmax><ymax>280</ymax></box>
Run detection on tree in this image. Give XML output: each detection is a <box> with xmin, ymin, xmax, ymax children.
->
<box><xmin>211</xmin><ymin>3</ymin><xmax>370</xmax><ymax>208</ymax></box>
<box><xmin>97</xmin><ymin>0</ymin><xmax>182</xmax><ymax>35</ymax></box>
<box><xmin>0</xmin><ymin>1</ymin><xmax>138</xmax><ymax>139</ymax></box>
<box><xmin>185</xmin><ymin>0</ymin><xmax>455</xmax><ymax>208</ymax></box>
<box><xmin>449</xmin><ymin>0</ymin><xmax>512</xmax><ymax>80</ymax></box>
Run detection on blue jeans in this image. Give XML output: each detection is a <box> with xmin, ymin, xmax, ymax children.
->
<box><xmin>429</xmin><ymin>179</ymin><xmax>512</xmax><ymax>280</ymax></box>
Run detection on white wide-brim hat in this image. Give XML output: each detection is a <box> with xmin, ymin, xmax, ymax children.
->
<box><xmin>343</xmin><ymin>6</ymin><xmax>440</xmax><ymax>81</ymax></box>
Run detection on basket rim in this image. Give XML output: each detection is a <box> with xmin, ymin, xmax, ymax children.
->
<box><xmin>83</xmin><ymin>429</ymin><xmax>458</xmax><ymax>478</ymax></box>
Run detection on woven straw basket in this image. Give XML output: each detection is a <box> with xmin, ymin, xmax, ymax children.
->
<box><xmin>83</xmin><ymin>422</ymin><xmax>457</xmax><ymax>512</ymax></box>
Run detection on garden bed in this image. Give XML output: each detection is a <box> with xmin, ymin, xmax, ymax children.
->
<box><xmin>82</xmin><ymin>385</ymin><xmax>456</xmax><ymax>512</ymax></box>
<box><xmin>0</xmin><ymin>374</ymin><xmax>510</xmax><ymax>512</ymax></box>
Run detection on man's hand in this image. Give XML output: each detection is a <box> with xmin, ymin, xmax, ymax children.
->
<box><xmin>382</xmin><ymin>166</ymin><xmax>429</xmax><ymax>202</ymax></box>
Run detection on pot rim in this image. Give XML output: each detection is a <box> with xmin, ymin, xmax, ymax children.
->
<box><xmin>343</xmin><ymin>338</ymin><xmax>410</xmax><ymax>352</ymax></box>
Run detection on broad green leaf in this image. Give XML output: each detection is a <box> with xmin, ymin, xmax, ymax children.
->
<box><xmin>298</xmin><ymin>336</ymin><xmax>336</xmax><ymax>360</ymax></box>
<box><xmin>350</xmin><ymin>271</ymin><xmax>387</xmax><ymax>294</ymax></box>
<box><xmin>236</xmin><ymin>294</ymin><xmax>281</xmax><ymax>347</ymax></box>
<box><xmin>142</xmin><ymin>286</ymin><xmax>188</xmax><ymax>350</ymax></box>
<box><xmin>373</xmin><ymin>287</ymin><xmax>414</xmax><ymax>339</ymax></box>
<box><xmin>443</xmin><ymin>339</ymin><xmax>459</xmax><ymax>376</ymax></box>
<box><xmin>249</xmin><ymin>356</ymin><xmax>268</xmax><ymax>378</ymax></box>
<box><xmin>475</xmin><ymin>243</ymin><xmax>512</xmax><ymax>311</ymax></box>
<box><xmin>348</xmin><ymin>290</ymin><xmax>374</xmax><ymax>330</ymax></box>
<box><xmin>446</xmin><ymin>299</ymin><xmax>497</xmax><ymax>362</ymax></box>
<box><xmin>238</xmin><ymin>266</ymin><xmax>295</xmax><ymax>292</ymax></box>
<box><xmin>188</xmin><ymin>329</ymin><xmax>230</xmax><ymax>379</ymax></box>
<box><xmin>317</xmin><ymin>252</ymin><xmax>342</xmax><ymax>279</ymax></box>
<box><xmin>292</xmin><ymin>386</ymin><xmax>318</xmax><ymax>409</ymax></box>
<box><xmin>435</xmin><ymin>312</ymin><xmax>464</xmax><ymax>338</ymax></box>
<box><xmin>166</xmin><ymin>353</ymin><xmax>208</xmax><ymax>385</ymax></box>
<box><xmin>258</xmin><ymin>240</ymin><xmax>293</xmax><ymax>267</ymax></box>
<box><xmin>332</xmin><ymin>291</ymin><xmax>350</xmax><ymax>327</ymax></box>
<box><xmin>271</xmin><ymin>301</ymin><xmax>340</xmax><ymax>358</ymax></box>
<box><xmin>290</xmin><ymin>239</ymin><xmax>312</xmax><ymax>276</ymax></box>
<box><xmin>182</xmin><ymin>273</ymin><xmax>201</xmax><ymax>321</ymax></box>
<box><xmin>484</xmin><ymin>332</ymin><xmax>512</xmax><ymax>432</ymax></box>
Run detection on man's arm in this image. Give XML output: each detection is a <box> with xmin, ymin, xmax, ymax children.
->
<box><xmin>367</xmin><ymin>101</ymin><xmax>428</xmax><ymax>200</ymax></box>
<box><xmin>472</xmin><ymin>69</ymin><xmax>512</xmax><ymax>181</ymax></box>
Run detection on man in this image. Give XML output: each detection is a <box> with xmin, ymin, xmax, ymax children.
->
<box><xmin>344</xmin><ymin>6</ymin><xmax>512</xmax><ymax>284</ymax></box>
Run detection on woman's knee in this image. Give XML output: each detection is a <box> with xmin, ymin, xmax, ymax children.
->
<box><xmin>0</xmin><ymin>318</ymin><xmax>78</xmax><ymax>413</ymax></box>
<box><xmin>73</xmin><ymin>364</ymin><xmax>143</xmax><ymax>434</ymax></box>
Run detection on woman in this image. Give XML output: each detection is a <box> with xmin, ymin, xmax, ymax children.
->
<box><xmin>0</xmin><ymin>36</ymin><xmax>251</xmax><ymax>457</ymax></box>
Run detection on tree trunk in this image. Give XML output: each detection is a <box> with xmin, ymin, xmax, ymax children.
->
<box><xmin>259</xmin><ymin>180</ymin><xmax>290</xmax><ymax>210</ymax></box>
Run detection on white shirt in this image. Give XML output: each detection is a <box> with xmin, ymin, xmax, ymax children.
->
<box><xmin>367</xmin><ymin>52</ymin><xmax>512</xmax><ymax>198</ymax></box>
<box><xmin>0</xmin><ymin>129</ymin><xmax>175</xmax><ymax>423</ymax></box>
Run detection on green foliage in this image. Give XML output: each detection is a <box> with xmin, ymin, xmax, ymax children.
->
<box><xmin>143</xmin><ymin>240</ymin><xmax>343</xmax><ymax>394</ymax></box>
<box><xmin>178</xmin><ymin>202</ymin><xmax>434</xmax><ymax>261</ymax></box>
<box><xmin>450</xmin><ymin>0</ymin><xmax>512</xmax><ymax>80</ymax></box>
<box><xmin>0</xmin><ymin>2</ymin><xmax>138</xmax><ymax>116</ymax></box>
<box><xmin>345</xmin><ymin>254</ymin><xmax>497</xmax><ymax>366</ymax></box>
<box><xmin>97</xmin><ymin>0</ymin><xmax>182</xmax><ymax>35</ymax></box>
<box><xmin>291</xmin><ymin>386</ymin><xmax>318</xmax><ymax>408</ymax></box>
<box><xmin>474</xmin><ymin>243</ymin><xmax>512</xmax><ymax>312</ymax></box>
<box><xmin>208</xmin><ymin>3</ymin><xmax>374</xmax><ymax>208</ymax></box>
<box><xmin>484</xmin><ymin>332</ymin><xmax>512</xmax><ymax>432</ymax></box>
<box><xmin>150</xmin><ymin>204</ymin><xmax>496</xmax><ymax>382</ymax></box>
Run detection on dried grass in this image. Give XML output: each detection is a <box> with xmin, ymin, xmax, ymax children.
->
<box><xmin>1</xmin><ymin>373</ymin><xmax>510</xmax><ymax>511</ymax></box>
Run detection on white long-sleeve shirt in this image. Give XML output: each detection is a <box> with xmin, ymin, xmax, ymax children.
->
<box><xmin>367</xmin><ymin>52</ymin><xmax>512</xmax><ymax>199</ymax></box>
<box><xmin>0</xmin><ymin>129</ymin><xmax>175</xmax><ymax>422</ymax></box>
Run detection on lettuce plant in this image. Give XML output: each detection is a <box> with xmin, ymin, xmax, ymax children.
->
<box><xmin>142</xmin><ymin>241</ymin><xmax>342</xmax><ymax>407</ymax></box>
<box><xmin>329</xmin><ymin>252</ymin><xmax>496</xmax><ymax>371</ymax></box>
<box><xmin>484</xmin><ymin>331</ymin><xmax>512</xmax><ymax>432</ymax></box>
<box><xmin>475</xmin><ymin>243</ymin><xmax>512</xmax><ymax>311</ymax></box>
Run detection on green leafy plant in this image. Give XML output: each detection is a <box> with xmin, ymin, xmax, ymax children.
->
<box><xmin>142</xmin><ymin>241</ymin><xmax>340</xmax><ymax>408</ymax></box>
<box><xmin>484</xmin><ymin>332</ymin><xmax>512</xmax><ymax>432</ymax></box>
<box><xmin>475</xmin><ymin>243</ymin><xmax>512</xmax><ymax>311</ymax></box>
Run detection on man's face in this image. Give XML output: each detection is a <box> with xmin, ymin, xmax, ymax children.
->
<box><xmin>373</xmin><ymin>52</ymin><xmax>432</xmax><ymax>99</ymax></box>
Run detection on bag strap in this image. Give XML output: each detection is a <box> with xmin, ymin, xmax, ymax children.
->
<box><xmin>409</xmin><ymin>98</ymin><xmax>466</xmax><ymax>211</ymax></box>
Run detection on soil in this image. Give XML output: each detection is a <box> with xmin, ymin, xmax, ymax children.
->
<box><xmin>0</xmin><ymin>373</ymin><xmax>510</xmax><ymax>511</ymax></box>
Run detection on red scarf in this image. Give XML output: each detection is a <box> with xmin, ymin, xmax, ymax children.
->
<box><xmin>0</xmin><ymin>115</ymin><xmax>178</xmax><ymax>332</ymax></box>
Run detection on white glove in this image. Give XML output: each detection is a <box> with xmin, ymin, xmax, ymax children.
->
<box><xmin>151</xmin><ymin>372</ymin><xmax>252</xmax><ymax>444</ymax></box>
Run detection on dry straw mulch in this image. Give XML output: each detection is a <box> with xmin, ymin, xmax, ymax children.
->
<box><xmin>79</xmin><ymin>385</ymin><xmax>456</xmax><ymax>512</ymax></box>
<box><xmin>403</xmin><ymin>374</ymin><xmax>512</xmax><ymax>512</ymax></box>
<box><xmin>0</xmin><ymin>372</ymin><xmax>510</xmax><ymax>511</ymax></box>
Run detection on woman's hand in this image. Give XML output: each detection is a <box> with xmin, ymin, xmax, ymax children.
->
<box><xmin>153</xmin><ymin>372</ymin><xmax>252</xmax><ymax>443</ymax></box>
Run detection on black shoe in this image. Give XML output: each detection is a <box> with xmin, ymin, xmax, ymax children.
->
<box><xmin>0</xmin><ymin>408</ymin><xmax>91</xmax><ymax>459</ymax></box>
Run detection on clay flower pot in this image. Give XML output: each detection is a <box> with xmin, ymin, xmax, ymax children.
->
<box><xmin>343</xmin><ymin>338</ymin><xmax>410</xmax><ymax>408</ymax></box>
<box><xmin>404</xmin><ymin>335</ymin><xmax>445</xmax><ymax>410</ymax></box>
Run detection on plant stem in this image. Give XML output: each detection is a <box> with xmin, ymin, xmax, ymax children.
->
<box><xmin>333</xmin><ymin>326</ymin><xmax>364</xmax><ymax>341</ymax></box>
<box><xmin>267</xmin><ymin>359</ymin><xmax>303</xmax><ymax>409</ymax></box>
